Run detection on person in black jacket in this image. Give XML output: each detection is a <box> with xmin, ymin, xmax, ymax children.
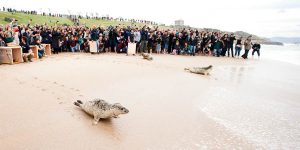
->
<box><xmin>168</xmin><ymin>32</ymin><xmax>174</xmax><ymax>54</ymax></box>
<box><xmin>108</xmin><ymin>28</ymin><xmax>119</xmax><ymax>53</ymax></box>
<box><xmin>147</xmin><ymin>32</ymin><xmax>154</xmax><ymax>53</ymax></box>
<box><xmin>91</xmin><ymin>26</ymin><xmax>99</xmax><ymax>41</ymax></box>
<box><xmin>252</xmin><ymin>42</ymin><xmax>261</xmax><ymax>58</ymax></box>
<box><xmin>189</xmin><ymin>33</ymin><xmax>197</xmax><ymax>56</ymax></box>
<box><xmin>227</xmin><ymin>34</ymin><xmax>236</xmax><ymax>57</ymax></box>
<box><xmin>139</xmin><ymin>26</ymin><xmax>148</xmax><ymax>53</ymax></box>
<box><xmin>20</xmin><ymin>37</ymin><xmax>33</xmax><ymax>62</ymax></box>
<box><xmin>52</xmin><ymin>28</ymin><xmax>61</xmax><ymax>54</ymax></box>
<box><xmin>221</xmin><ymin>34</ymin><xmax>229</xmax><ymax>56</ymax></box>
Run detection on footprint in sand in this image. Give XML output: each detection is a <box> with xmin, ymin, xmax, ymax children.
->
<box><xmin>41</xmin><ymin>89</ymin><xmax>47</xmax><ymax>92</ymax></box>
<box><xmin>61</xmin><ymin>84</ymin><xmax>65</xmax><ymax>87</ymax></box>
<box><xmin>53</xmin><ymin>81</ymin><xmax>57</xmax><ymax>84</ymax></box>
<box><xmin>34</xmin><ymin>77</ymin><xmax>38</xmax><ymax>80</ymax></box>
<box><xmin>76</xmin><ymin>89</ymin><xmax>80</xmax><ymax>92</ymax></box>
<box><xmin>78</xmin><ymin>94</ymin><xmax>84</xmax><ymax>97</ymax></box>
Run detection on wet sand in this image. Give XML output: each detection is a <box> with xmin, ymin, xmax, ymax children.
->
<box><xmin>0</xmin><ymin>53</ymin><xmax>299</xmax><ymax>149</ymax></box>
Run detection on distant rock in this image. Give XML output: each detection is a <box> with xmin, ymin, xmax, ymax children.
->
<box><xmin>233</xmin><ymin>31</ymin><xmax>283</xmax><ymax>45</ymax></box>
<box><xmin>270</xmin><ymin>37</ymin><xmax>300</xmax><ymax>44</ymax></box>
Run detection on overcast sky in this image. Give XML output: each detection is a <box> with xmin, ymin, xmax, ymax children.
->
<box><xmin>1</xmin><ymin>0</ymin><xmax>300</xmax><ymax>38</ymax></box>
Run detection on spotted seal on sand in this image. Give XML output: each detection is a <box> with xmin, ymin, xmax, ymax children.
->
<box><xmin>141</xmin><ymin>53</ymin><xmax>153</xmax><ymax>61</ymax></box>
<box><xmin>74</xmin><ymin>99</ymin><xmax>129</xmax><ymax>125</ymax></box>
<box><xmin>184</xmin><ymin>65</ymin><xmax>213</xmax><ymax>75</ymax></box>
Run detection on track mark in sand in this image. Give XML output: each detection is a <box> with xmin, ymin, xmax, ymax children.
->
<box><xmin>28</xmin><ymin>79</ymin><xmax>85</xmax><ymax>108</ymax></box>
<box><xmin>18</xmin><ymin>81</ymin><xmax>25</xmax><ymax>85</ymax></box>
<box><xmin>15</xmin><ymin>78</ymin><xmax>25</xmax><ymax>85</ymax></box>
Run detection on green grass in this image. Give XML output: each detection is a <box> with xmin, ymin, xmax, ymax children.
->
<box><xmin>0</xmin><ymin>12</ymin><xmax>73</xmax><ymax>26</ymax></box>
<box><xmin>0</xmin><ymin>11</ymin><xmax>164</xmax><ymax>28</ymax></box>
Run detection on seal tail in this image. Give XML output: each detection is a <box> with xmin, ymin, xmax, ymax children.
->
<box><xmin>202</xmin><ymin>65</ymin><xmax>213</xmax><ymax>70</ymax></box>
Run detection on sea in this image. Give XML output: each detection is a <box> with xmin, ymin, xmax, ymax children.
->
<box><xmin>199</xmin><ymin>43</ymin><xmax>300</xmax><ymax>149</ymax></box>
<box><xmin>263</xmin><ymin>44</ymin><xmax>300</xmax><ymax>66</ymax></box>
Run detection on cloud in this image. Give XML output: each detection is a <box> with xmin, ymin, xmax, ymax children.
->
<box><xmin>270</xmin><ymin>0</ymin><xmax>300</xmax><ymax>9</ymax></box>
<box><xmin>278</xmin><ymin>9</ymin><xmax>286</xmax><ymax>13</ymax></box>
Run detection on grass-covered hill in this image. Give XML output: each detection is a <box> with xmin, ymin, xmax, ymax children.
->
<box><xmin>0</xmin><ymin>11</ymin><xmax>148</xmax><ymax>28</ymax></box>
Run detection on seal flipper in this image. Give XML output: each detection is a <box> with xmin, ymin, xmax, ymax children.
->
<box><xmin>77</xmin><ymin>100</ymin><xmax>83</xmax><ymax>104</ymax></box>
<box><xmin>74</xmin><ymin>102</ymin><xmax>81</xmax><ymax>107</ymax></box>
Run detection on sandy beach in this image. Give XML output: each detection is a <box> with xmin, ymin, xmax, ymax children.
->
<box><xmin>0</xmin><ymin>53</ymin><xmax>299</xmax><ymax>149</ymax></box>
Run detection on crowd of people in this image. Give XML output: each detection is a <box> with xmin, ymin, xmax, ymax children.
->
<box><xmin>0</xmin><ymin>18</ymin><xmax>261</xmax><ymax>63</ymax></box>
